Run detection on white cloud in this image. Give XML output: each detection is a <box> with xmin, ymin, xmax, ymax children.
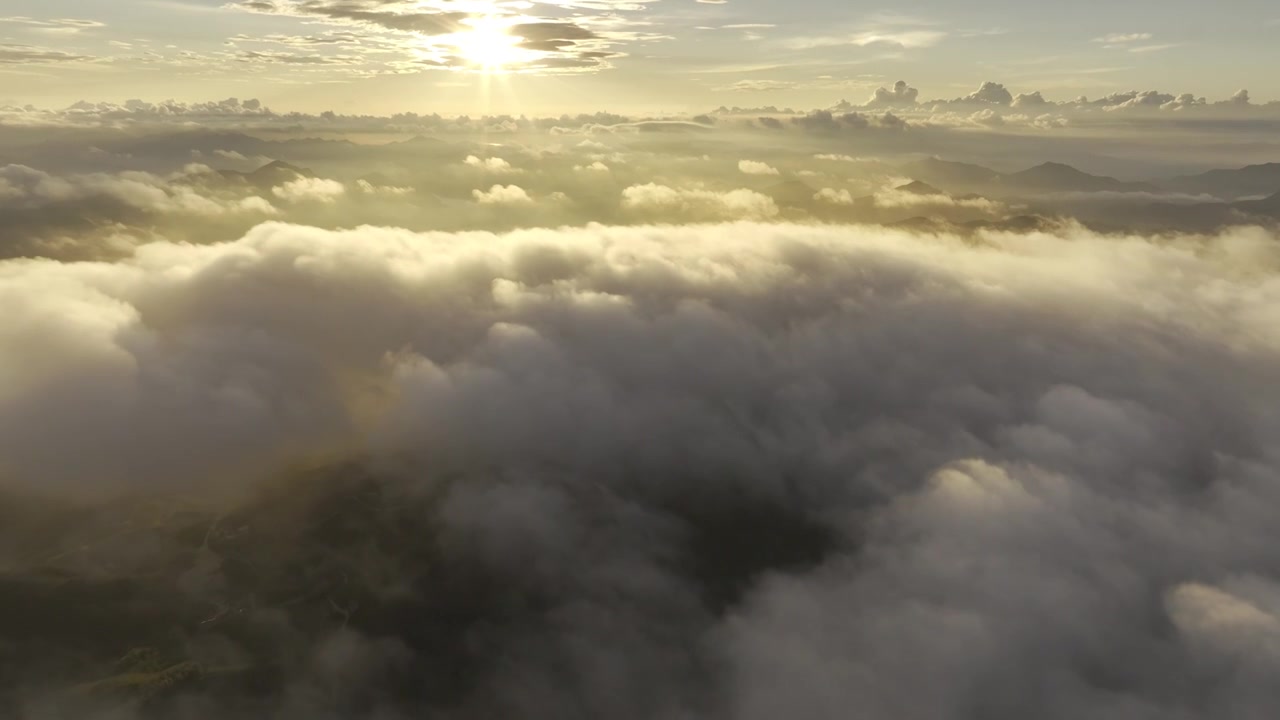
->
<box><xmin>869</xmin><ymin>186</ymin><xmax>1002</xmax><ymax>212</ymax></box>
<box><xmin>0</xmin><ymin>164</ymin><xmax>277</xmax><ymax>216</ymax></box>
<box><xmin>814</xmin><ymin>154</ymin><xmax>867</xmax><ymax>163</ymax></box>
<box><xmin>957</xmin><ymin>81</ymin><xmax>1014</xmax><ymax>105</ymax></box>
<box><xmin>814</xmin><ymin>188</ymin><xmax>854</xmax><ymax>205</ymax></box>
<box><xmin>786</xmin><ymin>29</ymin><xmax>945</xmax><ymax>50</ymax></box>
<box><xmin>272</xmin><ymin>177</ymin><xmax>347</xmax><ymax>203</ymax></box>
<box><xmin>465</xmin><ymin>155</ymin><xmax>518</xmax><ymax>173</ymax></box>
<box><xmin>850</xmin><ymin>30</ymin><xmax>946</xmax><ymax>48</ymax></box>
<box><xmin>356</xmin><ymin>178</ymin><xmax>413</xmax><ymax>195</ymax></box>
<box><xmin>621</xmin><ymin>184</ymin><xmax>779</xmax><ymax>219</ymax></box>
<box><xmin>473</xmin><ymin>184</ymin><xmax>533</xmax><ymax>204</ymax></box>
<box><xmin>1094</xmin><ymin>32</ymin><xmax>1154</xmax><ymax>44</ymax></box>
<box><xmin>866</xmin><ymin>80</ymin><xmax>920</xmax><ymax>107</ymax></box>
<box><xmin>739</xmin><ymin>160</ymin><xmax>780</xmax><ymax>176</ymax></box>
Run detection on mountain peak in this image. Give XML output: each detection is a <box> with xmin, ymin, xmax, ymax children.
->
<box><xmin>255</xmin><ymin>160</ymin><xmax>306</xmax><ymax>174</ymax></box>
<box><xmin>1233</xmin><ymin>189</ymin><xmax>1280</xmax><ymax>213</ymax></box>
<box><xmin>1007</xmin><ymin>162</ymin><xmax>1154</xmax><ymax>192</ymax></box>
<box><xmin>1021</xmin><ymin>161</ymin><xmax>1089</xmax><ymax>176</ymax></box>
<box><xmin>1166</xmin><ymin>162</ymin><xmax>1280</xmax><ymax>199</ymax></box>
<box><xmin>894</xmin><ymin>180</ymin><xmax>945</xmax><ymax>196</ymax></box>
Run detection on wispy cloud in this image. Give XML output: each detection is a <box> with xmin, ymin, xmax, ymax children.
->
<box><xmin>0</xmin><ymin>16</ymin><xmax>105</xmax><ymax>35</ymax></box>
<box><xmin>0</xmin><ymin>43</ymin><xmax>95</xmax><ymax>64</ymax></box>
<box><xmin>1092</xmin><ymin>32</ymin><xmax>1176</xmax><ymax>53</ymax></box>
<box><xmin>786</xmin><ymin>29</ymin><xmax>945</xmax><ymax>50</ymax></box>
<box><xmin>1093</xmin><ymin>32</ymin><xmax>1152</xmax><ymax>44</ymax></box>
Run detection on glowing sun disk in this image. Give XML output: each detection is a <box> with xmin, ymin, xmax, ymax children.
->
<box><xmin>451</xmin><ymin>18</ymin><xmax>527</xmax><ymax>70</ymax></box>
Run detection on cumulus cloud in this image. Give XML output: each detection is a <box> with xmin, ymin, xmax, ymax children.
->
<box><xmin>867</xmin><ymin>80</ymin><xmax>920</xmax><ymax>107</ymax></box>
<box><xmin>814</xmin><ymin>187</ymin><xmax>854</xmax><ymax>205</ymax></box>
<box><xmin>1011</xmin><ymin>91</ymin><xmax>1049</xmax><ymax>108</ymax></box>
<box><xmin>66</xmin><ymin>97</ymin><xmax>273</xmax><ymax>120</ymax></box>
<box><xmin>791</xmin><ymin>110</ymin><xmax>909</xmax><ymax>133</ymax></box>
<box><xmin>957</xmin><ymin>81</ymin><xmax>1015</xmax><ymax>106</ymax></box>
<box><xmin>738</xmin><ymin>160</ymin><xmax>780</xmax><ymax>175</ymax></box>
<box><xmin>8</xmin><ymin>220</ymin><xmax>1275</xmax><ymax>493</ymax></box>
<box><xmin>870</xmin><ymin>187</ymin><xmax>1002</xmax><ymax>211</ymax></box>
<box><xmin>621</xmin><ymin>183</ymin><xmax>779</xmax><ymax>220</ymax></box>
<box><xmin>473</xmin><ymin>183</ymin><xmax>533</xmax><ymax>204</ymax></box>
<box><xmin>356</xmin><ymin>178</ymin><xmax>413</xmax><ymax>195</ymax></box>
<box><xmin>465</xmin><ymin>155</ymin><xmax>518</xmax><ymax>173</ymax></box>
<box><xmin>1</xmin><ymin>219</ymin><xmax>1279</xmax><ymax>719</ymax></box>
<box><xmin>0</xmin><ymin>164</ymin><xmax>278</xmax><ymax>218</ymax></box>
<box><xmin>1224</xmin><ymin>89</ymin><xmax>1252</xmax><ymax>106</ymax></box>
<box><xmin>4</xmin><ymin>87</ymin><xmax>1278</xmax><ymax>146</ymax></box>
<box><xmin>272</xmin><ymin>176</ymin><xmax>347</xmax><ymax>203</ymax></box>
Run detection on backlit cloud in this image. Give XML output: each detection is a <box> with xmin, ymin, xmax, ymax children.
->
<box><xmin>225</xmin><ymin>0</ymin><xmax>661</xmax><ymax>72</ymax></box>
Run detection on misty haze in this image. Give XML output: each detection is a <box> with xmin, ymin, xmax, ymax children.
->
<box><xmin>1</xmin><ymin>1</ymin><xmax>1280</xmax><ymax>719</ymax></box>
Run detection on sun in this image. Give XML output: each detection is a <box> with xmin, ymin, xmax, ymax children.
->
<box><xmin>449</xmin><ymin>17</ymin><xmax>530</xmax><ymax>71</ymax></box>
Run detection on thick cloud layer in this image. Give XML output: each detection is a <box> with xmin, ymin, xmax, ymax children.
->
<box><xmin>2</xmin><ymin>219</ymin><xmax>1279</xmax><ymax>718</ymax></box>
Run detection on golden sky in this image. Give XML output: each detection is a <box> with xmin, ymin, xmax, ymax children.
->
<box><xmin>1</xmin><ymin>0</ymin><xmax>1278</xmax><ymax>113</ymax></box>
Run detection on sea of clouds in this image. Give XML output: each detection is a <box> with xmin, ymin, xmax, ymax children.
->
<box><xmin>3</xmin><ymin>218</ymin><xmax>1279</xmax><ymax>717</ymax></box>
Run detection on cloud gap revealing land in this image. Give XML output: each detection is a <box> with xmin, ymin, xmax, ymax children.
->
<box><xmin>1</xmin><ymin>2</ymin><xmax>1279</xmax><ymax>718</ymax></box>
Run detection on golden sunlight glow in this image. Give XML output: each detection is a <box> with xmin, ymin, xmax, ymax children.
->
<box><xmin>448</xmin><ymin>17</ymin><xmax>531</xmax><ymax>71</ymax></box>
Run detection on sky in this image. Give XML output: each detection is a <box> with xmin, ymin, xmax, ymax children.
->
<box><xmin>1</xmin><ymin>0</ymin><xmax>1278</xmax><ymax>114</ymax></box>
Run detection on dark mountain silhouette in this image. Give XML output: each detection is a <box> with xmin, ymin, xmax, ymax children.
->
<box><xmin>249</xmin><ymin>160</ymin><xmax>312</xmax><ymax>181</ymax></box>
<box><xmin>218</xmin><ymin>160</ymin><xmax>314</xmax><ymax>189</ymax></box>
<box><xmin>386</xmin><ymin>135</ymin><xmax>450</xmax><ymax>149</ymax></box>
<box><xmin>900</xmin><ymin>157</ymin><xmax>1002</xmax><ymax>187</ymax></box>
<box><xmin>1004</xmin><ymin>162</ymin><xmax>1157</xmax><ymax>193</ymax></box>
<box><xmin>1165</xmin><ymin>163</ymin><xmax>1280</xmax><ymax>200</ymax></box>
<box><xmin>1232</xmin><ymin>189</ymin><xmax>1280</xmax><ymax>215</ymax></box>
<box><xmin>902</xmin><ymin>158</ymin><xmax>1175</xmax><ymax>196</ymax></box>
<box><xmin>110</xmin><ymin>130</ymin><xmax>274</xmax><ymax>162</ymax></box>
<box><xmin>1044</xmin><ymin>187</ymin><xmax>1280</xmax><ymax>234</ymax></box>
<box><xmin>888</xmin><ymin>216</ymin><xmax>950</xmax><ymax>233</ymax></box>
<box><xmin>894</xmin><ymin>180</ymin><xmax>945</xmax><ymax>196</ymax></box>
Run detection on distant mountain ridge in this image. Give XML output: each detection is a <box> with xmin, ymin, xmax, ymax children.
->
<box><xmin>1232</xmin><ymin>189</ymin><xmax>1280</xmax><ymax>214</ymax></box>
<box><xmin>901</xmin><ymin>158</ymin><xmax>1002</xmax><ymax>187</ymax></box>
<box><xmin>894</xmin><ymin>180</ymin><xmax>945</xmax><ymax>196</ymax></box>
<box><xmin>218</xmin><ymin>160</ymin><xmax>314</xmax><ymax>189</ymax></box>
<box><xmin>1004</xmin><ymin>162</ymin><xmax>1158</xmax><ymax>193</ymax></box>
<box><xmin>1164</xmin><ymin>163</ymin><xmax>1280</xmax><ymax>199</ymax></box>
<box><xmin>901</xmin><ymin>158</ymin><xmax>1159</xmax><ymax>195</ymax></box>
